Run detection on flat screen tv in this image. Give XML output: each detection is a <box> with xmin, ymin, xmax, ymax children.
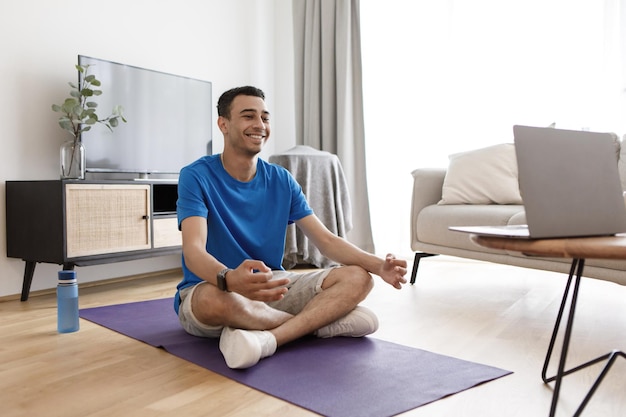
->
<box><xmin>78</xmin><ymin>55</ymin><xmax>212</xmax><ymax>177</ymax></box>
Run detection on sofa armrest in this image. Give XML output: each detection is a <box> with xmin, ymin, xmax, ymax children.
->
<box><xmin>410</xmin><ymin>168</ymin><xmax>446</xmax><ymax>212</ymax></box>
<box><xmin>410</xmin><ymin>168</ymin><xmax>446</xmax><ymax>245</ymax></box>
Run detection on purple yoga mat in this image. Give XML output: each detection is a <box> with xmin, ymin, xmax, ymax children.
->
<box><xmin>80</xmin><ymin>298</ymin><xmax>511</xmax><ymax>417</ymax></box>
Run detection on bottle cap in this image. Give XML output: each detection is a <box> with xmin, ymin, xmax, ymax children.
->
<box><xmin>58</xmin><ymin>270</ymin><xmax>77</xmax><ymax>284</ymax></box>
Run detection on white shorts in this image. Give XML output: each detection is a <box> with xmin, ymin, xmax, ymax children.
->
<box><xmin>177</xmin><ymin>268</ymin><xmax>333</xmax><ymax>338</ymax></box>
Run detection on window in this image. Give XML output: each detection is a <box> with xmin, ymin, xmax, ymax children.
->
<box><xmin>361</xmin><ymin>0</ymin><xmax>626</xmax><ymax>255</ymax></box>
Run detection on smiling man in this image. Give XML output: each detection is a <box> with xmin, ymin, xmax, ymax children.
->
<box><xmin>174</xmin><ymin>86</ymin><xmax>408</xmax><ymax>369</ymax></box>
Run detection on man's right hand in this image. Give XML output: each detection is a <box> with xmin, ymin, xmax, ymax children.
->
<box><xmin>226</xmin><ymin>259</ymin><xmax>289</xmax><ymax>302</ymax></box>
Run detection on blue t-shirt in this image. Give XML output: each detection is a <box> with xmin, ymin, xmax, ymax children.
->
<box><xmin>173</xmin><ymin>155</ymin><xmax>313</xmax><ymax>313</ymax></box>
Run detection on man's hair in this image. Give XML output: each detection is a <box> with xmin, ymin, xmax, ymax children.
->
<box><xmin>217</xmin><ymin>86</ymin><xmax>265</xmax><ymax>119</ymax></box>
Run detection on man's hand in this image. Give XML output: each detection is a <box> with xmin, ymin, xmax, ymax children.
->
<box><xmin>379</xmin><ymin>254</ymin><xmax>408</xmax><ymax>289</ymax></box>
<box><xmin>226</xmin><ymin>259</ymin><xmax>290</xmax><ymax>301</ymax></box>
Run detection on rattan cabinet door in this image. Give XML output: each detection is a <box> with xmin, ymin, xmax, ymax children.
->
<box><xmin>65</xmin><ymin>184</ymin><xmax>151</xmax><ymax>258</ymax></box>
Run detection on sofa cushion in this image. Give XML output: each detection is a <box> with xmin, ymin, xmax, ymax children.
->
<box><xmin>439</xmin><ymin>143</ymin><xmax>523</xmax><ymax>205</ymax></box>
<box><xmin>416</xmin><ymin>204</ymin><xmax>525</xmax><ymax>253</ymax></box>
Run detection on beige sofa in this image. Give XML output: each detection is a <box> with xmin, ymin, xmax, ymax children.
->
<box><xmin>410</xmin><ymin>142</ymin><xmax>626</xmax><ymax>286</ymax></box>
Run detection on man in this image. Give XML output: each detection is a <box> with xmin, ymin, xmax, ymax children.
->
<box><xmin>175</xmin><ymin>86</ymin><xmax>407</xmax><ymax>369</ymax></box>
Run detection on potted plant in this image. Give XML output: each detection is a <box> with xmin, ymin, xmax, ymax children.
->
<box><xmin>52</xmin><ymin>64</ymin><xmax>126</xmax><ymax>179</ymax></box>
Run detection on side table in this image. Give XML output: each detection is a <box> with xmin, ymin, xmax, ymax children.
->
<box><xmin>471</xmin><ymin>234</ymin><xmax>626</xmax><ymax>417</ymax></box>
<box><xmin>269</xmin><ymin>146</ymin><xmax>352</xmax><ymax>269</ymax></box>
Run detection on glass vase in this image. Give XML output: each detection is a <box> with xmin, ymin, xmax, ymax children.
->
<box><xmin>60</xmin><ymin>139</ymin><xmax>85</xmax><ymax>180</ymax></box>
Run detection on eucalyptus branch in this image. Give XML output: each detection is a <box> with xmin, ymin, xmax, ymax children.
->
<box><xmin>52</xmin><ymin>64</ymin><xmax>126</xmax><ymax>140</ymax></box>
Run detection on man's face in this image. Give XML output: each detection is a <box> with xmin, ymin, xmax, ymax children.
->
<box><xmin>219</xmin><ymin>94</ymin><xmax>270</xmax><ymax>155</ymax></box>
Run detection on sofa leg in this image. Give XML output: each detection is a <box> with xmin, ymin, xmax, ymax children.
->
<box><xmin>410</xmin><ymin>253</ymin><xmax>438</xmax><ymax>284</ymax></box>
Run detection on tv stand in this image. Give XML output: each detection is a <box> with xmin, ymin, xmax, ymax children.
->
<box><xmin>5</xmin><ymin>180</ymin><xmax>182</xmax><ymax>301</ymax></box>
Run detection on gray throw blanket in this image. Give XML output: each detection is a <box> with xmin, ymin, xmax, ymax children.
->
<box><xmin>269</xmin><ymin>146</ymin><xmax>353</xmax><ymax>269</ymax></box>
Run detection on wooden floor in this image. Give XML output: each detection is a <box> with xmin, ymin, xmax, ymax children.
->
<box><xmin>2</xmin><ymin>256</ymin><xmax>625</xmax><ymax>417</ymax></box>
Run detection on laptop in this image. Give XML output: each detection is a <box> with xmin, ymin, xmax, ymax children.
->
<box><xmin>450</xmin><ymin>125</ymin><xmax>626</xmax><ymax>239</ymax></box>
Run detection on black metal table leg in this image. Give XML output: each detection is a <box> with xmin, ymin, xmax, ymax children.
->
<box><xmin>541</xmin><ymin>258</ymin><xmax>625</xmax><ymax>416</ymax></box>
<box><xmin>548</xmin><ymin>258</ymin><xmax>584</xmax><ymax>417</ymax></box>
<box><xmin>574</xmin><ymin>350</ymin><xmax>626</xmax><ymax>416</ymax></box>
<box><xmin>542</xmin><ymin>260</ymin><xmax>578</xmax><ymax>384</ymax></box>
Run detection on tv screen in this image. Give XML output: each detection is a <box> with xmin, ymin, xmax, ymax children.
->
<box><xmin>78</xmin><ymin>55</ymin><xmax>212</xmax><ymax>176</ymax></box>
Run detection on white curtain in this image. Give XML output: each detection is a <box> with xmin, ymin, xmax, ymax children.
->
<box><xmin>293</xmin><ymin>0</ymin><xmax>375</xmax><ymax>253</ymax></box>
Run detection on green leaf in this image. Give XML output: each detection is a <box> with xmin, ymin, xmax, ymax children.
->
<box><xmin>55</xmin><ymin>63</ymin><xmax>124</xmax><ymax>138</ymax></box>
<box><xmin>61</xmin><ymin>100</ymin><xmax>77</xmax><ymax>114</ymax></box>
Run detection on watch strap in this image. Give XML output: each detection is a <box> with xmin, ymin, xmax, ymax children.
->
<box><xmin>217</xmin><ymin>268</ymin><xmax>232</xmax><ymax>292</ymax></box>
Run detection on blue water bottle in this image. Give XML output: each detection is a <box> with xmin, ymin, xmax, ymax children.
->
<box><xmin>57</xmin><ymin>270</ymin><xmax>79</xmax><ymax>333</ymax></box>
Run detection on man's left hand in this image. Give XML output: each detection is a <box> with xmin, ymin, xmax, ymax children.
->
<box><xmin>380</xmin><ymin>254</ymin><xmax>408</xmax><ymax>289</ymax></box>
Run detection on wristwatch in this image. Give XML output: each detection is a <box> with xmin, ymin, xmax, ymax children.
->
<box><xmin>217</xmin><ymin>268</ymin><xmax>232</xmax><ymax>292</ymax></box>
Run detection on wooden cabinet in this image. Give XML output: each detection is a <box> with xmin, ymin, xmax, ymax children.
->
<box><xmin>153</xmin><ymin>217</ymin><xmax>182</xmax><ymax>248</ymax></box>
<box><xmin>5</xmin><ymin>180</ymin><xmax>182</xmax><ymax>300</ymax></box>
<box><xmin>65</xmin><ymin>184</ymin><xmax>152</xmax><ymax>257</ymax></box>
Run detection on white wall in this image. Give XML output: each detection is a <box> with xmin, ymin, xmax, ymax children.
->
<box><xmin>0</xmin><ymin>0</ymin><xmax>296</xmax><ymax>297</ymax></box>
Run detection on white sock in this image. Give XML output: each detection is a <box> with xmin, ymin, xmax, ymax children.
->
<box><xmin>219</xmin><ymin>327</ymin><xmax>277</xmax><ymax>369</ymax></box>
